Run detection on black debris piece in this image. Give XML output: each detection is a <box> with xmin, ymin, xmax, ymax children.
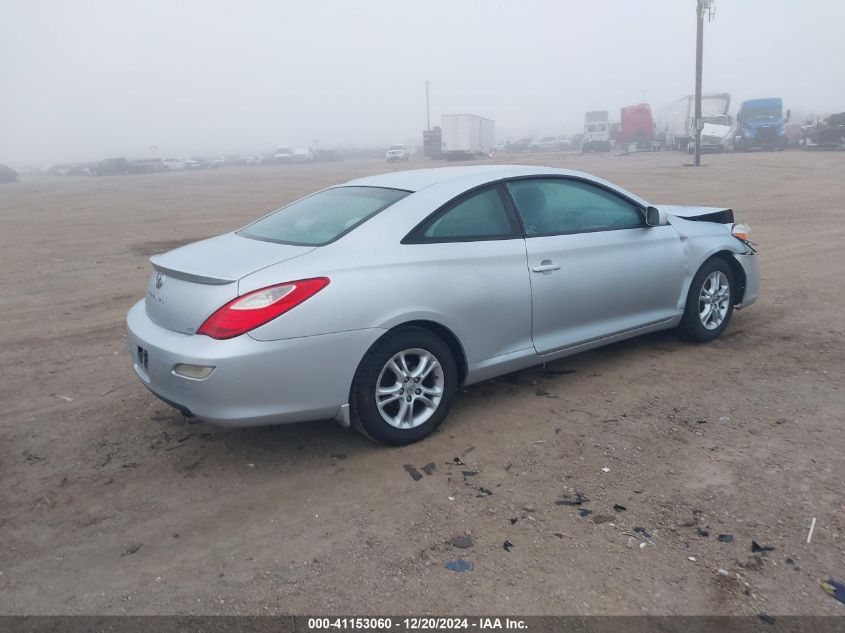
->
<box><xmin>422</xmin><ymin>462</ymin><xmax>436</xmax><ymax>475</ymax></box>
<box><xmin>553</xmin><ymin>532</ymin><xmax>565</xmax><ymax>539</ymax></box>
<box><xmin>633</xmin><ymin>527</ymin><xmax>652</xmax><ymax>538</ymax></box>
<box><xmin>403</xmin><ymin>464</ymin><xmax>423</xmax><ymax>481</ymax></box>
<box><xmin>757</xmin><ymin>613</ymin><xmax>776</xmax><ymax>625</ymax></box>
<box><xmin>613</xmin><ymin>504</ymin><xmax>627</xmax><ymax>512</ymax></box>
<box><xmin>697</xmin><ymin>527</ymin><xmax>710</xmax><ymax>537</ymax></box>
<box><xmin>540</xmin><ymin>368</ymin><xmax>578</xmax><ymax>377</ymax></box>
<box><xmin>477</xmin><ymin>487</ymin><xmax>493</xmax><ymax>497</ymax></box>
<box><xmin>452</xmin><ymin>457</ymin><xmax>466</xmax><ymax>466</ymax></box>
<box><xmin>717</xmin><ymin>534</ymin><xmax>735</xmax><ymax>543</ymax></box>
<box><xmin>449</xmin><ymin>535</ymin><xmax>473</xmax><ymax>549</ymax></box>
<box><xmin>503</xmin><ymin>540</ymin><xmax>513</xmax><ymax>552</ymax></box>
<box><xmin>555</xmin><ymin>428</ymin><xmax>561</xmax><ymax>435</ymax></box>
<box><xmin>462</xmin><ymin>470</ymin><xmax>479</xmax><ymax>477</ymax></box>
<box><xmin>556</xmin><ymin>491</ymin><xmax>590</xmax><ymax>506</ymax></box>
<box><xmin>593</xmin><ymin>514</ymin><xmax>614</xmax><ymax>525</ymax></box>
<box><xmin>578</xmin><ymin>508</ymin><xmax>593</xmax><ymax>518</ymax></box>
<box><xmin>122</xmin><ymin>544</ymin><xmax>142</xmax><ymax>557</ymax></box>
<box><xmin>510</xmin><ymin>517</ymin><xmax>519</xmax><ymax>525</ymax></box>
<box><xmin>751</xmin><ymin>541</ymin><xmax>775</xmax><ymax>553</ymax></box>
<box><xmin>462</xmin><ymin>446</ymin><xmax>475</xmax><ymax>456</ymax></box>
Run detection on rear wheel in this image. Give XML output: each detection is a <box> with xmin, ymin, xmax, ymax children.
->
<box><xmin>350</xmin><ymin>327</ymin><xmax>457</xmax><ymax>445</ymax></box>
<box><xmin>678</xmin><ymin>257</ymin><xmax>735</xmax><ymax>342</ymax></box>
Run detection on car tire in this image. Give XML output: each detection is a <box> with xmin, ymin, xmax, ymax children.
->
<box><xmin>350</xmin><ymin>326</ymin><xmax>457</xmax><ymax>445</ymax></box>
<box><xmin>678</xmin><ymin>256</ymin><xmax>736</xmax><ymax>343</ymax></box>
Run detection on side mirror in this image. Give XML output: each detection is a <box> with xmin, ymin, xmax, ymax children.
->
<box><xmin>645</xmin><ymin>206</ymin><xmax>668</xmax><ymax>227</ymax></box>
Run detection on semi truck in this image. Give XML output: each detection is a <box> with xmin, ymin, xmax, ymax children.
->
<box><xmin>441</xmin><ymin>114</ymin><xmax>495</xmax><ymax>159</ymax></box>
<box><xmin>657</xmin><ymin>93</ymin><xmax>731</xmax><ymax>151</ymax></box>
<box><xmin>581</xmin><ymin>111</ymin><xmax>610</xmax><ymax>152</ymax></box>
<box><xmin>620</xmin><ymin>103</ymin><xmax>660</xmax><ymax>150</ymax></box>
<box><xmin>733</xmin><ymin>98</ymin><xmax>790</xmax><ymax>151</ymax></box>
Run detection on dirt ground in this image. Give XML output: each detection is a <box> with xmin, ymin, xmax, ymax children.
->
<box><xmin>1</xmin><ymin>150</ymin><xmax>843</xmax><ymax>616</ymax></box>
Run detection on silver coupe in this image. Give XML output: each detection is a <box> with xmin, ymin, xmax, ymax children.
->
<box><xmin>127</xmin><ymin>165</ymin><xmax>758</xmax><ymax>444</ymax></box>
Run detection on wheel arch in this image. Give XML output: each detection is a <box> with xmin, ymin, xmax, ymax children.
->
<box><xmin>380</xmin><ymin>319</ymin><xmax>469</xmax><ymax>386</ymax></box>
<box><xmin>706</xmin><ymin>250</ymin><xmax>747</xmax><ymax>304</ymax></box>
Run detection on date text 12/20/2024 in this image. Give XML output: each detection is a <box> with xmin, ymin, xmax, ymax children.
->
<box><xmin>307</xmin><ymin>618</ymin><xmax>528</xmax><ymax>630</ymax></box>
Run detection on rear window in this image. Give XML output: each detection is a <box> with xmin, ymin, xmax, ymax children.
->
<box><xmin>239</xmin><ymin>186</ymin><xmax>409</xmax><ymax>246</ymax></box>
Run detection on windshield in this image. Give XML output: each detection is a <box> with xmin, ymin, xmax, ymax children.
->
<box><xmin>702</xmin><ymin>114</ymin><xmax>730</xmax><ymax>126</ymax></box>
<box><xmin>240</xmin><ymin>186</ymin><xmax>409</xmax><ymax>246</ymax></box>
<box><xmin>388</xmin><ymin>145</ymin><xmax>404</xmax><ymax>150</ymax></box>
<box><xmin>747</xmin><ymin>107</ymin><xmax>781</xmax><ymax>120</ymax></box>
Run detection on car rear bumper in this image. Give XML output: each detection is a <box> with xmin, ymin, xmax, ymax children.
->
<box><xmin>733</xmin><ymin>252</ymin><xmax>759</xmax><ymax>309</ymax></box>
<box><xmin>126</xmin><ymin>300</ymin><xmax>385</xmax><ymax>427</ymax></box>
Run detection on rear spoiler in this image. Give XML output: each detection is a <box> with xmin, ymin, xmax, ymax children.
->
<box><xmin>149</xmin><ymin>259</ymin><xmax>236</xmax><ymax>285</ymax></box>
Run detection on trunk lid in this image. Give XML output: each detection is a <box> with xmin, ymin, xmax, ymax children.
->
<box><xmin>146</xmin><ymin>233</ymin><xmax>314</xmax><ymax>334</ymax></box>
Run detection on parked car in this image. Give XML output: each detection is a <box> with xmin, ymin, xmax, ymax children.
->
<box><xmin>127</xmin><ymin>165</ymin><xmax>758</xmax><ymax>445</ymax></box>
<box><xmin>90</xmin><ymin>158</ymin><xmax>132</xmax><ymax>175</ymax></box>
<box><xmin>385</xmin><ymin>144</ymin><xmax>410</xmax><ymax>162</ymax></box>
<box><xmin>0</xmin><ymin>164</ymin><xmax>19</xmax><ymax>183</ymax></box>
<box><xmin>163</xmin><ymin>158</ymin><xmax>186</xmax><ymax>171</ymax></box>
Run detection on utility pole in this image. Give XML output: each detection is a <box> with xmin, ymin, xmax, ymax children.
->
<box><xmin>694</xmin><ymin>0</ymin><xmax>714</xmax><ymax>167</ymax></box>
<box><xmin>425</xmin><ymin>80</ymin><xmax>431</xmax><ymax>130</ymax></box>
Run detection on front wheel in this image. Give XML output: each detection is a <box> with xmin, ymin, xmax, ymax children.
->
<box><xmin>678</xmin><ymin>257</ymin><xmax>735</xmax><ymax>342</ymax></box>
<box><xmin>350</xmin><ymin>327</ymin><xmax>457</xmax><ymax>445</ymax></box>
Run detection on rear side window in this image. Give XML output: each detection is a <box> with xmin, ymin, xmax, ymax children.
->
<box><xmin>415</xmin><ymin>186</ymin><xmax>517</xmax><ymax>241</ymax></box>
<box><xmin>240</xmin><ymin>186</ymin><xmax>409</xmax><ymax>246</ymax></box>
<box><xmin>506</xmin><ymin>178</ymin><xmax>643</xmax><ymax>236</ymax></box>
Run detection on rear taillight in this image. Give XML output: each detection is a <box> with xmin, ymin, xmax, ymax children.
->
<box><xmin>197</xmin><ymin>277</ymin><xmax>329</xmax><ymax>339</ymax></box>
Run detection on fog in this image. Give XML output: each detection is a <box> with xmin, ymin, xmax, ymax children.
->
<box><xmin>2</xmin><ymin>0</ymin><xmax>844</xmax><ymax>165</ymax></box>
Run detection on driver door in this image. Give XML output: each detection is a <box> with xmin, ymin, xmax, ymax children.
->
<box><xmin>505</xmin><ymin>178</ymin><xmax>686</xmax><ymax>354</ymax></box>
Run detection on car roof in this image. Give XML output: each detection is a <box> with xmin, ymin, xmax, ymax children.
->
<box><xmin>345</xmin><ymin>165</ymin><xmax>601</xmax><ymax>193</ymax></box>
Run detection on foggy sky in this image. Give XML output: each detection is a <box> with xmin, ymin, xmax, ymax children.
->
<box><xmin>2</xmin><ymin>0</ymin><xmax>844</xmax><ymax>165</ymax></box>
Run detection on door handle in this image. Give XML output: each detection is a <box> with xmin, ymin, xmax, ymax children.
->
<box><xmin>532</xmin><ymin>260</ymin><xmax>560</xmax><ymax>274</ymax></box>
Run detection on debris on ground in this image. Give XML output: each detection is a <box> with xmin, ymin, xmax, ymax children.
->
<box><xmin>540</xmin><ymin>368</ymin><xmax>577</xmax><ymax>377</ymax></box>
<box><xmin>717</xmin><ymin>568</ymin><xmax>730</xmax><ymax>577</ymax></box>
<box><xmin>758</xmin><ymin>613</ymin><xmax>776</xmax><ymax>625</ymax></box>
<box><xmin>510</xmin><ymin>517</ymin><xmax>518</xmax><ymax>525</ymax></box>
<box><xmin>633</xmin><ymin>527</ymin><xmax>652</xmax><ymax>538</ymax></box>
<box><xmin>556</xmin><ymin>492</ymin><xmax>589</xmax><ymax>506</ymax></box>
<box><xmin>601</xmin><ymin>467</ymin><xmax>610</xmax><ymax>473</ymax></box>
<box><xmin>403</xmin><ymin>465</ymin><xmax>422</xmax><ymax>481</ymax></box>
<box><xmin>821</xmin><ymin>579</ymin><xmax>845</xmax><ymax>604</ymax></box>
<box><xmin>122</xmin><ymin>544</ymin><xmax>142</xmax><ymax>557</ymax></box>
<box><xmin>697</xmin><ymin>527</ymin><xmax>710</xmax><ymax>537</ymax></box>
<box><xmin>23</xmin><ymin>450</ymin><xmax>45</xmax><ymax>463</ymax></box>
<box><xmin>717</xmin><ymin>534</ymin><xmax>735</xmax><ymax>543</ymax></box>
<box><xmin>593</xmin><ymin>514</ymin><xmax>614</xmax><ymax>525</ymax></box>
<box><xmin>503</xmin><ymin>540</ymin><xmax>513</xmax><ymax>552</ymax></box>
<box><xmin>553</xmin><ymin>533</ymin><xmax>564</xmax><ymax>539</ymax></box>
<box><xmin>613</xmin><ymin>504</ymin><xmax>627</xmax><ymax>512</ymax></box>
<box><xmin>688</xmin><ymin>556</ymin><xmax>697</xmax><ymax>562</ymax></box>
<box><xmin>476</xmin><ymin>487</ymin><xmax>493</xmax><ymax>497</ymax></box>
<box><xmin>449</xmin><ymin>535</ymin><xmax>473</xmax><ymax>549</ymax></box>
<box><xmin>751</xmin><ymin>540</ymin><xmax>775</xmax><ymax>554</ymax></box>
<box><xmin>421</xmin><ymin>462</ymin><xmax>436</xmax><ymax>475</ymax></box>
<box><xmin>51</xmin><ymin>394</ymin><xmax>74</xmax><ymax>402</ymax></box>
<box><xmin>462</xmin><ymin>470</ymin><xmax>479</xmax><ymax>477</ymax></box>
<box><xmin>534</xmin><ymin>387</ymin><xmax>557</xmax><ymax>398</ymax></box>
<box><xmin>451</xmin><ymin>457</ymin><xmax>465</xmax><ymax>466</ymax></box>
<box><xmin>578</xmin><ymin>508</ymin><xmax>593</xmax><ymax>518</ymax></box>
<box><xmin>444</xmin><ymin>558</ymin><xmax>473</xmax><ymax>573</ymax></box>
<box><xmin>807</xmin><ymin>517</ymin><xmax>817</xmax><ymax>544</ymax></box>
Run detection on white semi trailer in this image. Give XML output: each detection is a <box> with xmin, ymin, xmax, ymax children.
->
<box><xmin>441</xmin><ymin>114</ymin><xmax>495</xmax><ymax>159</ymax></box>
<box><xmin>657</xmin><ymin>93</ymin><xmax>731</xmax><ymax>151</ymax></box>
